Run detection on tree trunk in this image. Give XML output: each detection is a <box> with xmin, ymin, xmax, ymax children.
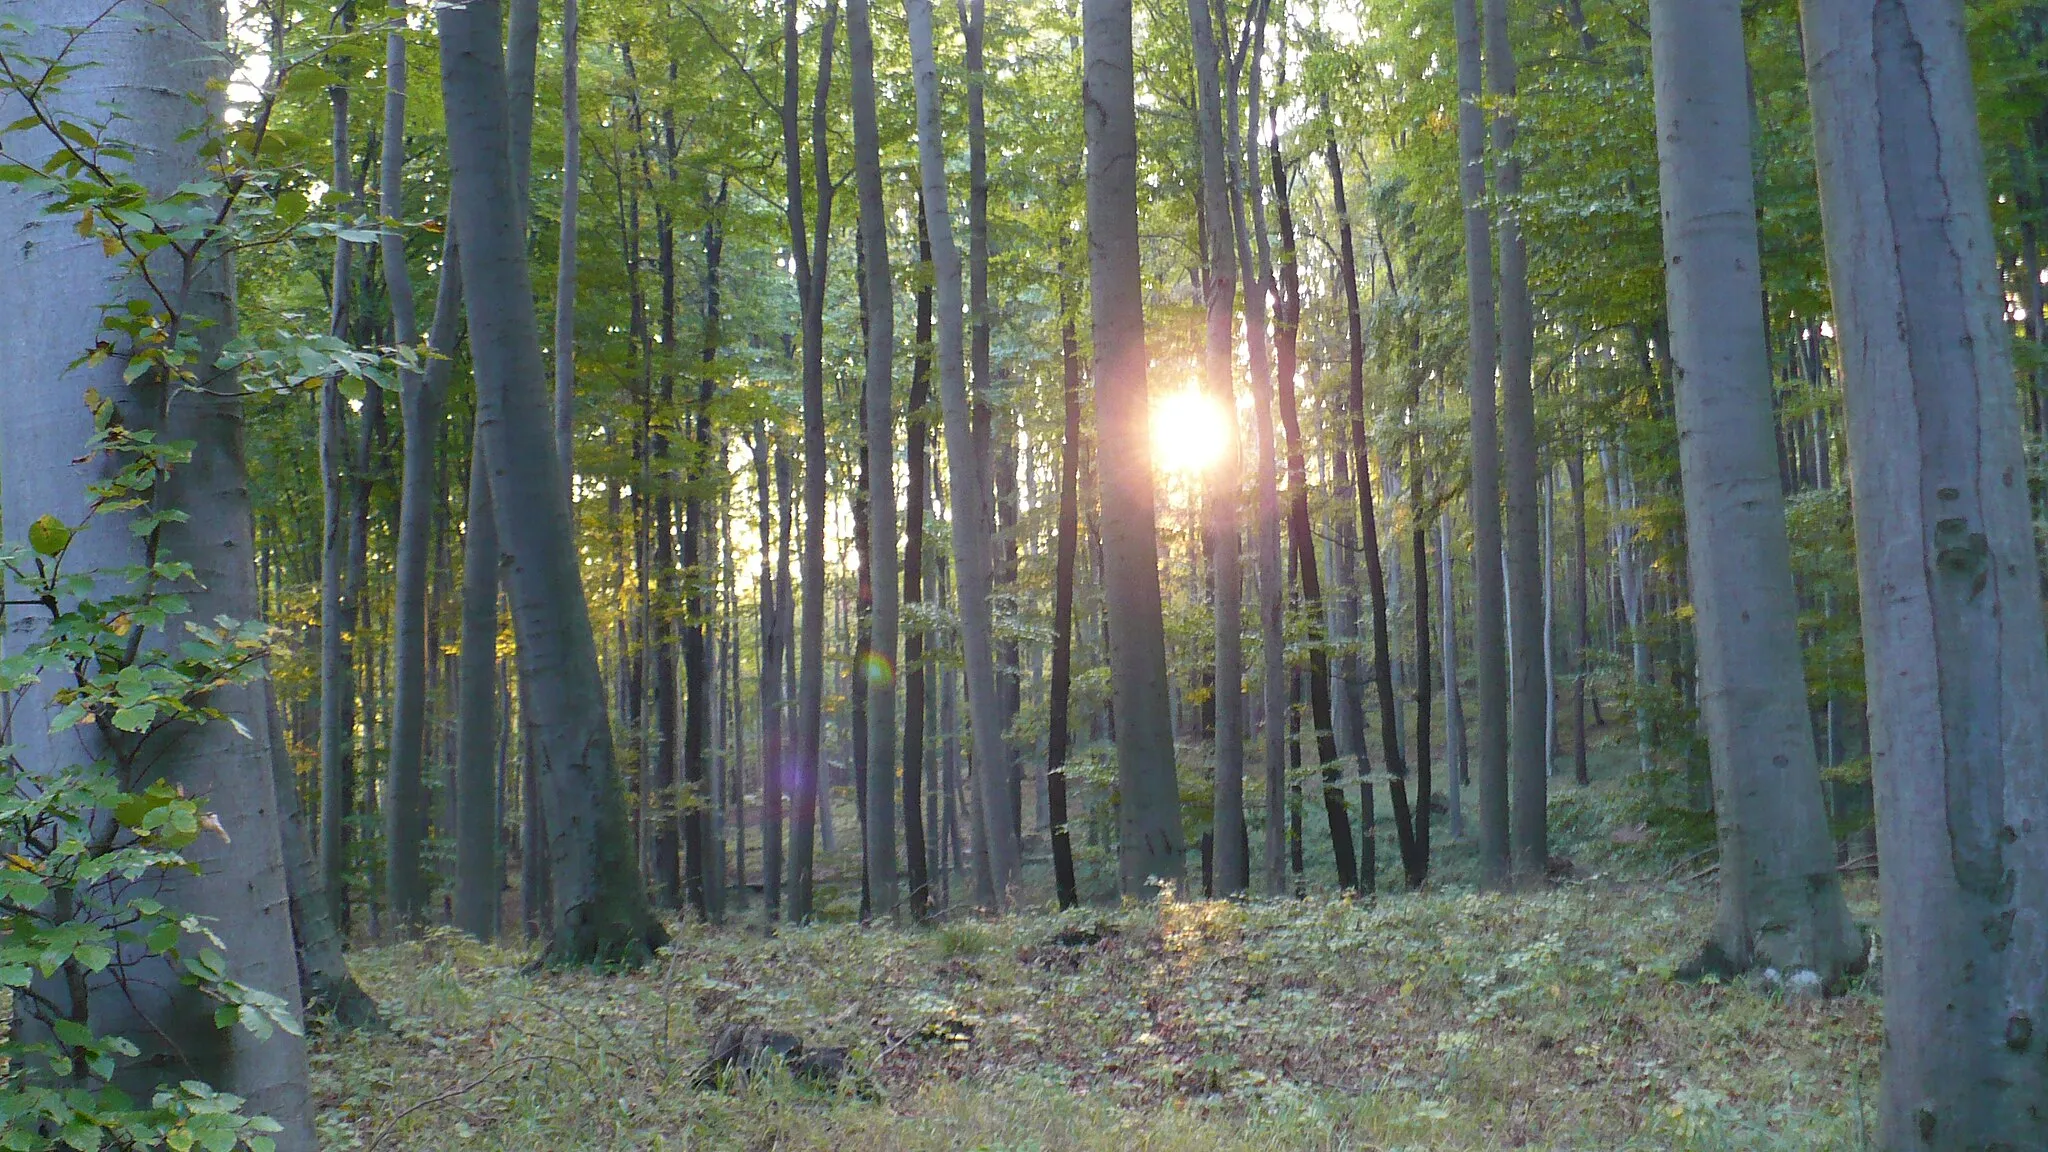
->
<box><xmin>1485</xmin><ymin>0</ymin><xmax>1548</xmax><ymax>885</ymax></box>
<box><xmin>783</xmin><ymin>0</ymin><xmax>839</xmax><ymax>921</ymax></box>
<box><xmin>1232</xmin><ymin>7</ymin><xmax>1288</xmax><ymax>905</ymax></box>
<box><xmin>380</xmin><ymin>15</ymin><xmax>465</xmax><ymax>932</ymax></box>
<box><xmin>755</xmin><ymin>428</ymin><xmax>786</xmax><ymax>921</ymax></box>
<box><xmin>266</xmin><ymin>686</ymin><xmax>380</xmax><ymax>1028</ymax></box>
<box><xmin>1455</xmin><ymin>0</ymin><xmax>1511</xmax><ymax>888</ymax></box>
<box><xmin>553</xmin><ymin>0</ymin><xmax>580</xmax><ymax>478</ymax></box>
<box><xmin>1272</xmin><ymin>104</ymin><xmax>1337</xmax><ymax>899</ymax></box>
<box><xmin>1568</xmin><ymin>442</ymin><xmax>1590</xmax><ymax>786</ymax></box>
<box><xmin>454</xmin><ymin>416</ymin><xmax>502</xmax><ymax>940</ymax></box>
<box><xmin>318</xmin><ymin>74</ymin><xmax>360</xmax><ymax>938</ymax></box>
<box><xmin>1439</xmin><ymin>512</ymin><xmax>1467</xmax><ymax>838</ymax></box>
<box><xmin>902</xmin><ymin>212</ymin><xmax>937</xmax><ymax>919</ymax></box>
<box><xmin>1046</xmin><ymin>302</ymin><xmax>1086</xmax><ymax>910</ymax></box>
<box><xmin>1647</xmin><ymin>0</ymin><xmax>1862</xmax><ymax>981</ymax></box>
<box><xmin>684</xmin><ymin>186</ymin><xmax>728</xmax><ymax>922</ymax></box>
<box><xmin>438</xmin><ymin>0</ymin><xmax>662</xmax><ymax>964</ymax></box>
<box><xmin>1320</xmin><ymin>116</ymin><xmax>1371</xmax><ymax>893</ymax></box>
<box><xmin>849</xmin><ymin>0</ymin><xmax>900</xmax><ymax>918</ymax></box>
<box><xmin>1801</xmin><ymin>0</ymin><xmax>2048</xmax><ymax>1140</ymax></box>
<box><xmin>908</xmin><ymin>0</ymin><xmax>1021</xmax><ymax>903</ymax></box>
<box><xmin>1080</xmin><ymin>0</ymin><xmax>1185</xmax><ymax>894</ymax></box>
<box><xmin>0</xmin><ymin>5</ymin><xmax>315</xmax><ymax>1139</ymax></box>
<box><xmin>1188</xmin><ymin>0</ymin><xmax>1248</xmax><ymax>897</ymax></box>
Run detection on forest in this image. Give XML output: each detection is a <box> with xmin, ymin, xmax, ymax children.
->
<box><xmin>0</xmin><ymin>0</ymin><xmax>2042</xmax><ymax>1147</ymax></box>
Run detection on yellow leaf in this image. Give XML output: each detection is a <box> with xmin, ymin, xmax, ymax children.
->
<box><xmin>102</xmin><ymin>234</ymin><xmax>121</xmax><ymax>257</ymax></box>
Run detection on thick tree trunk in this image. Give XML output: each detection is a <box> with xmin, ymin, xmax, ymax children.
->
<box><xmin>1188</xmin><ymin>0</ymin><xmax>1248</xmax><ymax>897</ymax></box>
<box><xmin>1647</xmin><ymin>0</ymin><xmax>1862</xmax><ymax>981</ymax></box>
<box><xmin>1485</xmin><ymin>0</ymin><xmax>1548</xmax><ymax>885</ymax></box>
<box><xmin>908</xmin><ymin>0</ymin><xmax>1021</xmax><ymax>903</ymax></box>
<box><xmin>439</xmin><ymin>0</ymin><xmax>662</xmax><ymax>964</ymax></box>
<box><xmin>0</xmin><ymin>5</ymin><xmax>315</xmax><ymax>1139</ymax></box>
<box><xmin>849</xmin><ymin>0</ymin><xmax>900</xmax><ymax>918</ymax></box>
<box><xmin>1080</xmin><ymin>0</ymin><xmax>1185</xmax><ymax>894</ymax></box>
<box><xmin>1800</xmin><ymin>1</ymin><xmax>2048</xmax><ymax>1141</ymax></box>
<box><xmin>1455</xmin><ymin>0</ymin><xmax>1511</xmax><ymax>888</ymax></box>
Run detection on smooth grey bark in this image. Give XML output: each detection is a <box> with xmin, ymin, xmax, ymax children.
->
<box><xmin>1646</xmin><ymin>0</ymin><xmax>1861</xmax><ymax>981</ymax></box>
<box><xmin>907</xmin><ymin>0</ymin><xmax>1020</xmax><ymax>904</ymax></box>
<box><xmin>1188</xmin><ymin>0</ymin><xmax>1247</xmax><ymax>897</ymax></box>
<box><xmin>553</xmin><ymin>0</ymin><xmax>580</xmax><ymax>479</ymax></box>
<box><xmin>0</xmin><ymin>3</ymin><xmax>314</xmax><ymax>1139</ymax></box>
<box><xmin>453</xmin><ymin>418</ymin><xmax>501</xmax><ymax>941</ymax></box>
<box><xmin>1800</xmin><ymin>0</ymin><xmax>2048</xmax><ymax>1142</ymax></box>
<box><xmin>266</xmin><ymin>686</ymin><xmax>379</xmax><ymax>1028</ymax></box>
<box><xmin>1080</xmin><ymin>0</ymin><xmax>1185</xmax><ymax>894</ymax></box>
<box><xmin>849</xmin><ymin>0</ymin><xmax>900</xmax><ymax>918</ymax></box>
<box><xmin>1485</xmin><ymin>0</ymin><xmax>1547</xmax><ymax>884</ymax></box>
<box><xmin>380</xmin><ymin>15</ymin><xmax>465</xmax><ymax>932</ymax></box>
<box><xmin>1454</xmin><ymin>0</ymin><xmax>1510</xmax><ymax>888</ymax></box>
<box><xmin>782</xmin><ymin>0</ymin><xmax>838</xmax><ymax>921</ymax></box>
<box><xmin>439</xmin><ymin>0</ymin><xmax>662</xmax><ymax>964</ymax></box>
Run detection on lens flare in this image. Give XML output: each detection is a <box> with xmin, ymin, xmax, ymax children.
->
<box><xmin>1151</xmin><ymin>387</ymin><xmax>1229</xmax><ymax>479</ymax></box>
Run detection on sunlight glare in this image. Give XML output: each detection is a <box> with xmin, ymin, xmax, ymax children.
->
<box><xmin>1152</xmin><ymin>387</ymin><xmax>1229</xmax><ymax>480</ymax></box>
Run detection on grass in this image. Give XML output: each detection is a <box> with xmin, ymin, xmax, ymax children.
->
<box><xmin>312</xmin><ymin>764</ymin><xmax>1883</xmax><ymax>1151</ymax></box>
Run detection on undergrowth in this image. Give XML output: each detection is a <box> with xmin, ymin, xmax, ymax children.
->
<box><xmin>314</xmin><ymin>869</ymin><xmax>1880</xmax><ymax>1149</ymax></box>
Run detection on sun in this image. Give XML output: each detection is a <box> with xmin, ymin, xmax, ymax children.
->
<box><xmin>1151</xmin><ymin>386</ymin><xmax>1231</xmax><ymax>480</ymax></box>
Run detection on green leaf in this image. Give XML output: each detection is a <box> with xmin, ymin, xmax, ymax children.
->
<box><xmin>29</xmin><ymin>514</ymin><xmax>72</xmax><ymax>557</ymax></box>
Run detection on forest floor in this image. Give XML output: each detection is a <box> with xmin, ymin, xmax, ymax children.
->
<box><xmin>314</xmin><ymin>772</ymin><xmax>1883</xmax><ymax>1151</ymax></box>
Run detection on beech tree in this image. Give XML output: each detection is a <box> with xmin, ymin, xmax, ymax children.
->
<box><xmin>1802</xmin><ymin>0</ymin><xmax>2048</xmax><ymax>1141</ymax></box>
<box><xmin>1646</xmin><ymin>0</ymin><xmax>1862</xmax><ymax>983</ymax></box>
<box><xmin>0</xmin><ymin>0</ymin><xmax>315</xmax><ymax>1140</ymax></box>
<box><xmin>439</xmin><ymin>0</ymin><xmax>663</xmax><ymax>963</ymax></box>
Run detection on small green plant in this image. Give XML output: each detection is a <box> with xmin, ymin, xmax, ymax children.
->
<box><xmin>0</xmin><ymin>398</ymin><xmax>297</xmax><ymax>1151</ymax></box>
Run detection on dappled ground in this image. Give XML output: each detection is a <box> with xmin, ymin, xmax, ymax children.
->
<box><xmin>312</xmin><ymin>844</ymin><xmax>1883</xmax><ymax>1149</ymax></box>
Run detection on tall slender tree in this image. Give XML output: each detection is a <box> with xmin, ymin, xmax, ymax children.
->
<box><xmin>849</xmin><ymin>0</ymin><xmax>901</xmax><ymax>918</ymax></box>
<box><xmin>1455</xmin><ymin>0</ymin><xmax>1511</xmax><ymax>888</ymax></box>
<box><xmin>1188</xmin><ymin>0</ymin><xmax>1248</xmax><ymax>896</ymax></box>
<box><xmin>1484</xmin><ymin>0</ymin><xmax>1547</xmax><ymax>884</ymax></box>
